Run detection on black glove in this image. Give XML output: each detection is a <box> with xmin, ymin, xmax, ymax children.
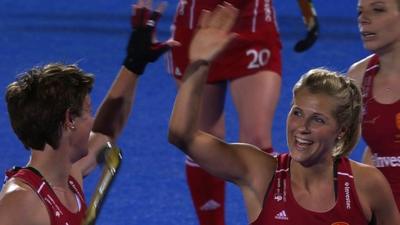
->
<box><xmin>123</xmin><ymin>6</ymin><xmax>170</xmax><ymax>75</ymax></box>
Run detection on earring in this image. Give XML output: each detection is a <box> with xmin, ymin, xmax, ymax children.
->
<box><xmin>70</xmin><ymin>121</ymin><xmax>76</xmax><ymax>130</ymax></box>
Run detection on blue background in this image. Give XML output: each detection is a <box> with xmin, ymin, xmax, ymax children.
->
<box><xmin>0</xmin><ymin>0</ymin><xmax>367</xmax><ymax>224</ymax></box>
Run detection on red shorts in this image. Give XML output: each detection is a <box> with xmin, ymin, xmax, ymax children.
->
<box><xmin>167</xmin><ymin>0</ymin><xmax>282</xmax><ymax>83</ymax></box>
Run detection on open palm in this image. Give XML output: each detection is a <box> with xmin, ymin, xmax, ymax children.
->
<box><xmin>189</xmin><ymin>3</ymin><xmax>238</xmax><ymax>63</ymax></box>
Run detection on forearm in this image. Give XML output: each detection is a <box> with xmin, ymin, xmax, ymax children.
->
<box><xmin>92</xmin><ymin>67</ymin><xmax>139</xmax><ymax>140</ymax></box>
<box><xmin>168</xmin><ymin>60</ymin><xmax>210</xmax><ymax>150</ymax></box>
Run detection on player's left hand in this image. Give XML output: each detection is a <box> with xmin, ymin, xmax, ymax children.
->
<box><xmin>123</xmin><ymin>0</ymin><xmax>180</xmax><ymax>75</ymax></box>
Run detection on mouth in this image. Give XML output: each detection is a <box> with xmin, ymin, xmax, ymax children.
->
<box><xmin>294</xmin><ymin>136</ymin><xmax>313</xmax><ymax>150</ymax></box>
<box><xmin>360</xmin><ymin>31</ymin><xmax>377</xmax><ymax>40</ymax></box>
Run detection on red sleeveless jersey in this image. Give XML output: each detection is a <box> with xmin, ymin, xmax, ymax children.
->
<box><xmin>361</xmin><ymin>54</ymin><xmax>400</xmax><ymax>209</ymax></box>
<box><xmin>5</xmin><ymin>167</ymin><xmax>87</xmax><ymax>225</ymax></box>
<box><xmin>167</xmin><ymin>0</ymin><xmax>282</xmax><ymax>83</ymax></box>
<box><xmin>251</xmin><ymin>154</ymin><xmax>369</xmax><ymax>225</ymax></box>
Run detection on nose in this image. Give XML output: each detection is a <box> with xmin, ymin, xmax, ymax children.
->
<box><xmin>358</xmin><ymin>11</ymin><xmax>370</xmax><ymax>26</ymax></box>
<box><xmin>297</xmin><ymin>118</ymin><xmax>311</xmax><ymax>134</ymax></box>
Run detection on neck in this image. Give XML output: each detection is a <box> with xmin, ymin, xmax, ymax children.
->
<box><xmin>290</xmin><ymin>157</ymin><xmax>334</xmax><ymax>187</ymax></box>
<box><xmin>376</xmin><ymin>44</ymin><xmax>400</xmax><ymax>76</ymax></box>
<box><xmin>28</xmin><ymin>146</ymin><xmax>72</xmax><ymax>188</ymax></box>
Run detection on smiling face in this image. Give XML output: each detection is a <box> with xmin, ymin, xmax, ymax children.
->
<box><xmin>289</xmin><ymin>68</ymin><xmax>362</xmax><ymax>160</ymax></box>
<box><xmin>287</xmin><ymin>88</ymin><xmax>344</xmax><ymax>167</ymax></box>
<box><xmin>357</xmin><ymin>0</ymin><xmax>400</xmax><ymax>52</ymax></box>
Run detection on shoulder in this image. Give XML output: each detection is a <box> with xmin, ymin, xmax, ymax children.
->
<box><xmin>350</xmin><ymin>159</ymin><xmax>389</xmax><ymax>192</ymax></box>
<box><xmin>0</xmin><ymin>179</ymin><xmax>49</xmax><ymax>225</ymax></box>
<box><xmin>347</xmin><ymin>55</ymin><xmax>375</xmax><ymax>87</ymax></box>
<box><xmin>350</xmin><ymin>158</ymin><xmax>400</xmax><ymax>224</ymax></box>
<box><xmin>350</xmin><ymin>160</ymin><xmax>395</xmax><ymax>210</ymax></box>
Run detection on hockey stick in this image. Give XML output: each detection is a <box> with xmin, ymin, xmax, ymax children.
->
<box><xmin>82</xmin><ymin>142</ymin><xmax>122</xmax><ymax>225</ymax></box>
<box><xmin>294</xmin><ymin>0</ymin><xmax>319</xmax><ymax>52</ymax></box>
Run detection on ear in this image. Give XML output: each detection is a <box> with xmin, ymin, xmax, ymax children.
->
<box><xmin>337</xmin><ymin>127</ymin><xmax>346</xmax><ymax>141</ymax></box>
<box><xmin>64</xmin><ymin>108</ymin><xmax>76</xmax><ymax>130</ymax></box>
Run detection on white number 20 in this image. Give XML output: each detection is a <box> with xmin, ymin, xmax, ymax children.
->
<box><xmin>246</xmin><ymin>48</ymin><xmax>271</xmax><ymax>69</ymax></box>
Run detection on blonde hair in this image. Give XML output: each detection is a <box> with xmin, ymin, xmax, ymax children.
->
<box><xmin>293</xmin><ymin>68</ymin><xmax>362</xmax><ymax>157</ymax></box>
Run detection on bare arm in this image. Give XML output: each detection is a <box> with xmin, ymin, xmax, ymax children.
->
<box><xmin>168</xmin><ymin>7</ymin><xmax>277</xmax><ymax>220</ymax></box>
<box><xmin>347</xmin><ymin>55</ymin><xmax>373</xmax><ymax>87</ymax></box>
<box><xmin>347</xmin><ymin>57</ymin><xmax>374</xmax><ymax>166</ymax></box>
<box><xmin>367</xmin><ymin>169</ymin><xmax>400</xmax><ymax>224</ymax></box>
<box><xmin>353</xmin><ymin>162</ymin><xmax>400</xmax><ymax>224</ymax></box>
<box><xmin>0</xmin><ymin>181</ymin><xmax>49</xmax><ymax>225</ymax></box>
<box><xmin>169</xmin><ymin>3</ymin><xmax>243</xmax><ymax>181</ymax></box>
<box><xmin>168</xmin><ymin>3</ymin><xmax>275</xmax><ymax>186</ymax></box>
<box><xmin>92</xmin><ymin>67</ymin><xmax>139</xmax><ymax>141</ymax></box>
<box><xmin>75</xmin><ymin>67</ymin><xmax>140</xmax><ymax>177</ymax></box>
<box><xmin>74</xmin><ymin>0</ymin><xmax>177</xmax><ymax>177</ymax></box>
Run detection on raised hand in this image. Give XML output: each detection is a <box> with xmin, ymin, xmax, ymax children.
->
<box><xmin>123</xmin><ymin>0</ymin><xmax>179</xmax><ymax>75</ymax></box>
<box><xmin>189</xmin><ymin>2</ymin><xmax>238</xmax><ymax>64</ymax></box>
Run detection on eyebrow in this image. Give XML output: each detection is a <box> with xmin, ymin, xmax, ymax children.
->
<box><xmin>358</xmin><ymin>1</ymin><xmax>386</xmax><ymax>8</ymax></box>
<box><xmin>292</xmin><ymin>106</ymin><xmax>330</xmax><ymax>118</ymax></box>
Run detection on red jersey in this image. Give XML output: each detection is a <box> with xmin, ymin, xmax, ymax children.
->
<box><xmin>361</xmin><ymin>54</ymin><xmax>400</xmax><ymax>209</ymax></box>
<box><xmin>5</xmin><ymin>167</ymin><xmax>87</xmax><ymax>225</ymax></box>
<box><xmin>251</xmin><ymin>154</ymin><xmax>369</xmax><ymax>225</ymax></box>
<box><xmin>167</xmin><ymin>0</ymin><xmax>282</xmax><ymax>83</ymax></box>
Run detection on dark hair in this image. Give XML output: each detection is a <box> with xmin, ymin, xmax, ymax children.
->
<box><xmin>5</xmin><ymin>63</ymin><xmax>94</xmax><ymax>150</ymax></box>
<box><xmin>293</xmin><ymin>68</ymin><xmax>362</xmax><ymax>157</ymax></box>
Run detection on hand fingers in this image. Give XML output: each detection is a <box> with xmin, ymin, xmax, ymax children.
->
<box><xmin>219</xmin><ymin>2</ymin><xmax>238</xmax><ymax>32</ymax></box>
<box><xmin>136</xmin><ymin>0</ymin><xmax>144</xmax><ymax>8</ymax></box>
<box><xmin>143</xmin><ymin>0</ymin><xmax>152</xmax><ymax>9</ymax></box>
<box><xmin>208</xmin><ymin>3</ymin><xmax>238</xmax><ymax>30</ymax></box>
<box><xmin>132</xmin><ymin>5</ymin><xmax>148</xmax><ymax>27</ymax></box>
<box><xmin>155</xmin><ymin>1</ymin><xmax>167</xmax><ymax>14</ymax></box>
<box><xmin>198</xmin><ymin>9</ymin><xmax>211</xmax><ymax>28</ymax></box>
<box><xmin>148</xmin><ymin>11</ymin><xmax>162</xmax><ymax>25</ymax></box>
<box><xmin>165</xmin><ymin>39</ymin><xmax>182</xmax><ymax>47</ymax></box>
<box><xmin>132</xmin><ymin>0</ymin><xmax>165</xmax><ymax>28</ymax></box>
<box><xmin>207</xmin><ymin>4</ymin><xmax>226</xmax><ymax>29</ymax></box>
<box><xmin>148</xmin><ymin>43</ymin><xmax>171</xmax><ymax>62</ymax></box>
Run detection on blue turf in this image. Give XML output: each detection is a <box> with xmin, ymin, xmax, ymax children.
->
<box><xmin>0</xmin><ymin>0</ymin><xmax>368</xmax><ymax>224</ymax></box>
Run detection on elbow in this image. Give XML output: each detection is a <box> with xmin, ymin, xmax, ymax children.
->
<box><xmin>168</xmin><ymin>127</ymin><xmax>190</xmax><ymax>150</ymax></box>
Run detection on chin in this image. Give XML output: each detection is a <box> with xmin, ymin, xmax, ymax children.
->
<box><xmin>289</xmin><ymin>147</ymin><xmax>317</xmax><ymax>167</ymax></box>
<box><xmin>362</xmin><ymin>42</ymin><xmax>382</xmax><ymax>53</ymax></box>
<box><xmin>288</xmin><ymin>146</ymin><xmax>303</xmax><ymax>161</ymax></box>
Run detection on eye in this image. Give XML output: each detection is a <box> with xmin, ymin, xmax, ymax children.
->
<box><xmin>312</xmin><ymin>116</ymin><xmax>325</xmax><ymax>124</ymax></box>
<box><xmin>373</xmin><ymin>7</ymin><xmax>385</xmax><ymax>13</ymax></box>
<box><xmin>291</xmin><ymin>108</ymin><xmax>302</xmax><ymax>117</ymax></box>
<box><xmin>357</xmin><ymin>9</ymin><xmax>362</xmax><ymax>17</ymax></box>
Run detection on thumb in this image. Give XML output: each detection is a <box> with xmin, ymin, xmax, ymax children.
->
<box><xmin>165</xmin><ymin>39</ymin><xmax>181</xmax><ymax>48</ymax></box>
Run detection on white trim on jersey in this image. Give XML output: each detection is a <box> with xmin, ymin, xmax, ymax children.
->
<box><xmin>252</xmin><ymin>0</ymin><xmax>259</xmax><ymax>32</ymax></box>
<box><xmin>38</xmin><ymin>181</ymin><xmax>45</xmax><ymax>194</ymax></box>
<box><xmin>189</xmin><ymin>0</ymin><xmax>196</xmax><ymax>30</ymax></box>
<box><xmin>366</xmin><ymin>64</ymin><xmax>379</xmax><ymax>73</ymax></box>
<box><xmin>185</xmin><ymin>156</ymin><xmax>200</xmax><ymax>167</ymax></box>
<box><xmin>276</xmin><ymin>168</ymin><xmax>289</xmax><ymax>173</ymax></box>
<box><xmin>337</xmin><ymin>171</ymin><xmax>354</xmax><ymax>179</ymax></box>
